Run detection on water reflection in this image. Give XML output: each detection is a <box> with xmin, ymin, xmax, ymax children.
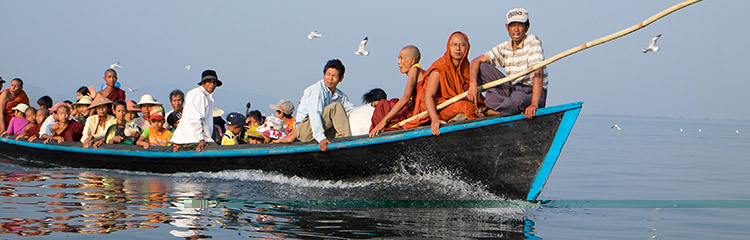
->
<box><xmin>0</xmin><ymin>170</ymin><xmax>534</xmax><ymax>239</ymax></box>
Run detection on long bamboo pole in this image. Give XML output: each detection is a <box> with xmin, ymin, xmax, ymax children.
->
<box><xmin>394</xmin><ymin>0</ymin><xmax>702</xmax><ymax>127</ymax></box>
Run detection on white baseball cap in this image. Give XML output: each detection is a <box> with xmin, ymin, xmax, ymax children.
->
<box><xmin>507</xmin><ymin>8</ymin><xmax>529</xmax><ymax>24</ymax></box>
<box><xmin>12</xmin><ymin>103</ymin><xmax>29</xmax><ymax>113</ymax></box>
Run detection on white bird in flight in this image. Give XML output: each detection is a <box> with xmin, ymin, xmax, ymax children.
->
<box><xmin>110</xmin><ymin>62</ymin><xmax>122</xmax><ymax>69</ymax></box>
<box><xmin>354</xmin><ymin>37</ymin><xmax>369</xmax><ymax>56</ymax></box>
<box><xmin>698</xmin><ymin>128</ymin><xmax>702</xmax><ymax>133</ymax></box>
<box><xmin>611</xmin><ymin>124</ymin><xmax>622</xmax><ymax>131</ymax></box>
<box><xmin>127</xmin><ymin>86</ymin><xmax>138</xmax><ymax>92</ymax></box>
<box><xmin>307</xmin><ymin>31</ymin><xmax>322</xmax><ymax>40</ymax></box>
<box><xmin>185</xmin><ymin>65</ymin><xmax>191</xmax><ymax>71</ymax></box>
<box><xmin>642</xmin><ymin>34</ymin><xmax>661</xmax><ymax>53</ymax></box>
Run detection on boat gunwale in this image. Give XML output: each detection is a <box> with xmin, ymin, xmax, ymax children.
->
<box><xmin>0</xmin><ymin>102</ymin><xmax>583</xmax><ymax>158</ymax></box>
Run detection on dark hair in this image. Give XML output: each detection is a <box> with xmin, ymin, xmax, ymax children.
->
<box><xmin>77</xmin><ymin>86</ymin><xmax>90</xmax><ymax>96</ymax></box>
<box><xmin>323</xmin><ymin>59</ymin><xmax>345</xmax><ymax>78</ymax></box>
<box><xmin>63</xmin><ymin>100</ymin><xmax>73</xmax><ymax>105</ymax></box>
<box><xmin>38</xmin><ymin>108</ymin><xmax>49</xmax><ymax>117</ymax></box>
<box><xmin>11</xmin><ymin>78</ymin><xmax>23</xmax><ymax>88</ymax></box>
<box><xmin>37</xmin><ymin>96</ymin><xmax>53</xmax><ymax>109</ymax></box>
<box><xmin>247</xmin><ymin>110</ymin><xmax>265</xmax><ymax>124</ymax></box>
<box><xmin>169</xmin><ymin>89</ymin><xmax>184</xmax><ymax>100</ymax></box>
<box><xmin>362</xmin><ymin>88</ymin><xmax>387</xmax><ymax>104</ymax></box>
<box><xmin>105</xmin><ymin>69</ymin><xmax>118</xmax><ymax>78</ymax></box>
<box><xmin>112</xmin><ymin>100</ymin><xmax>126</xmax><ymax>110</ymax></box>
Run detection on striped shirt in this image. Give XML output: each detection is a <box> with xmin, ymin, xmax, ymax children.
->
<box><xmin>484</xmin><ymin>34</ymin><xmax>548</xmax><ymax>88</ymax></box>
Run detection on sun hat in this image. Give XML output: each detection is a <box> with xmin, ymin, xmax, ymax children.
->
<box><xmin>126</xmin><ymin>100</ymin><xmax>141</xmax><ymax>112</ymax></box>
<box><xmin>255</xmin><ymin>116</ymin><xmax>287</xmax><ymax>140</ymax></box>
<box><xmin>137</xmin><ymin>94</ymin><xmax>160</xmax><ymax>106</ymax></box>
<box><xmin>212</xmin><ymin>107</ymin><xmax>224</xmax><ymax>117</ymax></box>
<box><xmin>199</xmin><ymin>70</ymin><xmax>223</xmax><ymax>87</ymax></box>
<box><xmin>269</xmin><ymin>99</ymin><xmax>295</xmax><ymax>116</ymax></box>
<box><xmin>244</xmin><ymin>125</ymin><xmax>264</xmax><ymax>139</ymax></box>
<box><xmin>12</xmin><ymin>103</ymin><xmax>29</xmax><ymax>113</ymax></box>
<box><xmin>87</xmin><ymin>95</ymin><xmax>114</xmax><ymax>110</ymax></box>
<box><xmin>74</xmin><ymin>96</ymin><xmax>93</xmax><ymax>106</ymax></box>
<box><xmin>49</xmin><ymin>102</ymin><xmax>67</xmax><ymax>112</ymax></box>
<box><xmin>149</xmin><ymin>106</ymin><xmax>165</xmax><ymax>121</ymax></box>
<box><xmin>226</xmin><ymin>112</ymin><xmax>246</xmax><ymax>126</ymax></box>
<box><xmin>506</xmin><ymin>8</ymin><xmax>529</xmax><ymax>24</ymax></box>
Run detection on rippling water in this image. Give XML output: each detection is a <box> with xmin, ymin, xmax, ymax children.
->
<box><xmin>1</xmin><ymin>114</ymin><xmax>749</xmax><ymax>239</ymax></box>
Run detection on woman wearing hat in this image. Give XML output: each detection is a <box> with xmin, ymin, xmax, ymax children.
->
<box><xmin>81</xmin><ymin>95</ymin><xmax>115</xmax><ymax>149</ymax></box>
<box><xmin>72</xmin><ymin>96</ymin><xmax>93</xmax><ymax>123</ymax></box>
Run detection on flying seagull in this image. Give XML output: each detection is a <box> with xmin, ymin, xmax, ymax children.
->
<box><xmin>127</xmin><ymin>86</ymin><xmax>138</xmax><ymax>92</ymax></box>
<box><xmin>642</xmin><ymin>34</ymin><xmax>661</xmax><ymax>53</ymax></box>
<box><xmin>354</xmin><ymin>37</ymin><xmax>369</xmax><ymax>56</ymax></box>
<box><xmin>611</xmin><ymin>124</ymin><xmax>622</xmax><ymax>131</ymax></box>
<box><xmin>110</xmin><ymin>62</ymin><xmax>122</xmax><ymax>69</ymax></box>
<box><xmin>307</xmin><ymin>31</ymin><xmax>322</xmax><ymax>40</ymax></box>
<box><xmin>185</xmin><ymin>65</ymin><xmax>191</xmax><ymax>71</ymax></box>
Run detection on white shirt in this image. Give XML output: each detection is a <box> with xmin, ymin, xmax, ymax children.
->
<box><xmin>294</xmin><ymin>80</ymin><xmax>355</xmax><ymax>142</ymax></box>
<box><xmin>170</xmin><ymin>86</ymin><xmax>214</xmax><ymax>144</ymax></box>
<box><xmin>348</xmin><ymin>104</ymin><xmax>374</xmax><ymax>136</ymax></box>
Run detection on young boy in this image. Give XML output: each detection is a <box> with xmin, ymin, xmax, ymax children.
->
<box><xmin>44</xmin><ymin>105</ymin><xmax>83</xmax><ymax>144</ymax></box>
<box><xmin>370</xmin><ymin>45</ymin><xmax>425</xmax><ymax>137</ymax></box>
<box><xmin>18</xmin><ymin>108</ymin><xmax>48</xmax><ymax>141</ymax></box>
<box><xmin>221</xmin><ymin>112</ymin><xmax>245</xmax><ymax>146</ymax></box>
<box><xmin>136</xmin><ymin>106</ymin><xmax>172</xmax><ymax>149</ymax></box>
<box><xmin>104</xmin><ymin>101</ymin><xmax>141</xmax><ymax>146</ymax></box>
<box><xmin>1</xmin><ymin>103</ymin><xmax>30</xmax><ymax>136</ymax></box>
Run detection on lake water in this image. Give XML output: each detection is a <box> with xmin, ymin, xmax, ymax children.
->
<box><xmin>1</xmin><ymin>114</ymin><xmax>749</xmax><ymax>239</ymax></box>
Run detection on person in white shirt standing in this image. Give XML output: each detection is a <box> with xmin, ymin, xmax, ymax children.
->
<box><xmin>170</xmin><ymin>70</ymin><xmax>222</xmax><ymax>152</ymax></box>
<box><xmin>295</xmin><ymin>59</ymin><xmax>355</xmax><ymax>151</ymax></box>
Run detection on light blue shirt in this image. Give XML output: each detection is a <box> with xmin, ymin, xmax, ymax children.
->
<box><xmin>295</xmin><ymin>80</ymin><xmax>355</xmax><ymax>142</ymax></box>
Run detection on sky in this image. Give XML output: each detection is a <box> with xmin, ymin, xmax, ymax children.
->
<box><xmin>1</xmin><ymin>0</ymin><xmax>747</xmax><ymax>120</ymax></box>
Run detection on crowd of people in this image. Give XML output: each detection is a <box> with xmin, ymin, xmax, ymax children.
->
<box><xmin>0</xmin><ymin>8</ymin><xmax>548</xmax><ymax>152</ymax></box>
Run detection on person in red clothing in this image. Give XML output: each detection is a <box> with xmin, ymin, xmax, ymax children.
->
<box><xmin>96</xmin><ymin>69</ymin><xmax>126</xmax><ymax>102</ymax></box>
<box><xmin>0</xmin><ymin>78</ymin><xmax>30</xmax><ymax>132</ymax></box>
<box><xmin>369</xmin><ymin>45</ymin><xmax>424</xmax><ymax>137</ymax></box>
<box><xmin>44</xmin><ymin>105</ymin><xmax>83</xmax><ymax>143</ymax></box>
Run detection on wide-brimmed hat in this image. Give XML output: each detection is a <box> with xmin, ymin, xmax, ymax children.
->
<box><xmin>149</xmin><ymin>106</ymin><xmax>165</xmax><ymax>121</ymax></box>
<box><xmin>126</xmin><ymin>100</ymin><xmax>141</xmax><ymax>112</ymax></box>
<box><xmin>88</xmin><ymin>95</ymin><xmax>114</xmax><ymax>110</ymax></box>
<box><xmin>199</xmin><ymin>70</ymin><xmax>223</xmax><ymax>87</ymax></box>
<box><xmin>137</xmin><ymin>94</ymin><xmax>160</xmax><ymax>106</ymax></box>
<box><xmin>12</xmin><ymin>103</ymin><xmax>29</xmax><ymax>113</ymax></box>
<box><xmin>255</xmin><ymin>116</ymin><xmax>287</xmax><ymax>140</ymax></box>
<box><xmin>212</xmin><ymin>107</ymin><xmax>224</xmax><ymax>117</ymax></box>
<box><xmin>244</xmin><ymin>125</ymin><xmax>264</xmax><ymax>139</ymax></box>
<box><xmin>74</xmin><ymin>96</ymin><xmax>93</xmax><ymax>106</ymax></box>
<box><xmin>269</xmin><ymin>99</ymin><xmax>295</xmax><ymax>116</ymax></box>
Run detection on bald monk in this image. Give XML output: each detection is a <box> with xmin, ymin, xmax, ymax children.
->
<box><xmin>402</xmin><ymin>31</ymin><xmax>479</xmax><ymax>135</ymax></box>
<box><xmin>97</xmin><ymin>69</ymin><xmax>126</xmax><ymax>102</ymax></box>
<box><xmin>0</xmin><ymin>78</ymin><xmax>30</xmax><ymax>133</ymax></box>
<box><xmin>369</xmin><ymin>45</ymin><xmax>425</xmax><ymax>137</ymax></box>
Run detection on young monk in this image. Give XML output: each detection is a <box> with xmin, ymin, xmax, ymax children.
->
<box><xmin>97</xmin><ymin>69</ymin><xmax>126</xmax><ymax>102</ymax></box>
<box><xmin>43</xmin><ymin>105</ymin><xmax>84</xmax><ymax>144</ymax></box>
<box><xmin>1</xmin><ymin>103</ymin><xmax>31</xmax><ymax>137</ymax></box>
<box><xmin>81</xmin><ymin>95</ymin><xmax>115</xmax><ymax>149</ymax></box>
<box><xmin>104</xmin><ymin>101</ymin><xmax>141</xmax><ymax>146</ymax></box>
<box><xmin>136</xmin><ymin>106</ymin><xmax>172</xmax><ymax>149</ymax></box>
<box><xmin>402</xmin><ymin>31</ymin><xmax>478</xmax><ymax>135</ymax></box>
<box><xmin>17</xmin><ymin>108</ymin><xmax>46</xmax><ymax>141</ymax></box>
<box><xmin>369</xmin><ymin>45</ymin><xmax>425</xmax><ymax>137</ymax></box>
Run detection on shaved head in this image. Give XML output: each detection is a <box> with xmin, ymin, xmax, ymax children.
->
<box><xmin>401</xmin><ymin>45</ymin><xmax>421</xmax><ymax>63</ymax></box>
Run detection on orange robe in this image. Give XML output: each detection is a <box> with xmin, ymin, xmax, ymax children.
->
<box><xmin>2</xmin><ymin>89</ymin><xmax>29</xmax><ymax>129</ymax></box>
<box><xmin>370</xmin><ymin>67</ymin><xmax>425</xmax><ymax>132</ymax></box>
<box><xmin>403</xmin><ymin>31</ymin><xmax>477</xmax><ymax>129</ymax></box>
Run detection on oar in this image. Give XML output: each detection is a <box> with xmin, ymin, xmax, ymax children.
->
<box><xmin>393</xmin><ymin>0</ymin><xmax>702</xmax><ymax>127</ymax></box>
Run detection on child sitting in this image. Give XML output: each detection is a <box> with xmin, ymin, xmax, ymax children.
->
<box><xmin>244</xmin><ymin>125</ymin><xmax>265</xmax><ymax>144</ymax></box>
<box><xmin>72</xmin><ymin>96</ymin><xmax>93</xmax><ymax>123</ymax></box>
<box><xmin>256</xmin><ymin>116</ymin><xmax>287</xmax><ymax>143</ymax></box>
<box><xmin>136</xmin><ymin>106</ymin><xmax>172</xmax><ymax>149</ymax></box>
<box><xmin>104</xmin><ymin>101</ymin><xmax>141</xmax><ymax>146</ymax></box>
<box><xmin>17</xmin><ymin>108</ymin><xmax>48</xmax><ymax>141</ymax></box>
<box><xmin>1</xmin><ymin>103</ymin><xmax>31</xmax><ymax>137</ymax></box>
<box><xmin>221</xmin><ymin>112</ymin><xmax>246</xmax><ymax>145</ymax></box>
<box><xmin>43</xmin><ymin>105</ymin><xmax>84</xmax><ymax>144</ymax></box>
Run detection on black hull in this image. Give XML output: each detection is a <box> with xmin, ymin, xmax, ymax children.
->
<box><xmin>0</xmin><ymin>102</ymin><xmax>582</xmax><ymax>200</ymax></box>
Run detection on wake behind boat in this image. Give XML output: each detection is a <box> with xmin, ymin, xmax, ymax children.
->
<box><xmin>0</xmin><ymin>102</ymin><xmax>581</xmax><ymax>200</ymax></box>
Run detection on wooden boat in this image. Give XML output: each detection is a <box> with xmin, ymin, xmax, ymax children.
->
<box><xmin>0</xmin><ymin>102</ymin><xmax>582</xmax><ymax>200</ymax></box>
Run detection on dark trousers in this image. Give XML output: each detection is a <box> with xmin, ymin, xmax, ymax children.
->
<box><xmin>477</xmin><ymin>63</ymin><xmax>547</xmax><ymax>116</ymax></box>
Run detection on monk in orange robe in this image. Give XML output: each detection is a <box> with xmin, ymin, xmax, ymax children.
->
<box><xmin>0</xmin><ymin>78</ymin><xmax>30</xmax><ymax>132</ymax></box>
<box><xmin>369</xmin><ymin>45</ymin><xmax>425</xmax><ymax>136</ymax></box>
<box><xmin>402</xmin><ymin>31</ymin><xmax>478</xmax><ymax>135</ymax></box>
